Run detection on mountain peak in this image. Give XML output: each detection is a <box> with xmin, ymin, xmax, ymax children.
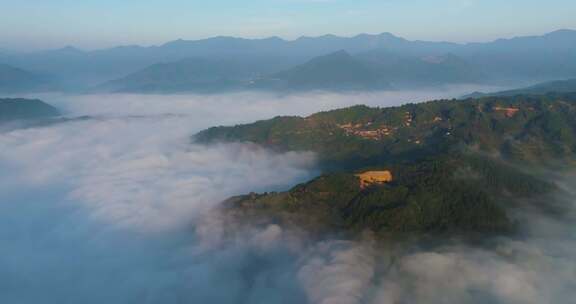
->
<box><xmin>319</xmin><ymin>34</ymin><xmax>339</xmax><ymax>39</ymax></box>
<box><xmin>161</xmin><ymin>38</ymin><xmax>191</xmax><ymax>47</ymax></box>
<box><xmin>378</xmin><ymin>32</ymin><xmax>400</xmax><ymax>38</ymax></box>
<box><xmin>54</xmin><ymin>46</ymin><xmax>84</xmax><ymax>54</ymax></box>
<box><xmin>544</xmin><ymin>29</ymin><xmax>576</xmax><ymax>37</ymax></box>
<box><xmin>262</xmin><ymin>36</ymin><xmax>285</xmax><ymax>42</ymax></box>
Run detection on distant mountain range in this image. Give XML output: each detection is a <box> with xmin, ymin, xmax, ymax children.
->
<box><xmin>99</xmin><ymin>50</ymin><xmax>486</xmax><ymax>93</ymax></box>
<box><xmin>1</xmin><ymin>29</ymin><xmax>575</xmax><ymax>91</ymax></box>
<box><xmin>95</xmin><ymin>58</ymin><xmax>245</xmax><ymax>93</ymax></box>
<box><xmin>101</xmin><ymin>50</ymin><xmax>395</xmax><ymax>93</ymax></box>
<box><xmin>465</xmin><ymin>78</ymin><xmax>576</xmax><ymax>98</ymax></box>
<box><xmin>250</xmin><ymin>50</ymin><xmax>389</xmax><ymax>91</ymax></box>
<box><xmin>357</xmin><ymin>51</ymin><xmax>486</xmax><ymax>86</ymax></box>
<box><xmin>0</xmin><ymin>64</ymin><xmax>55</xmax><ymax>93</ymax></box>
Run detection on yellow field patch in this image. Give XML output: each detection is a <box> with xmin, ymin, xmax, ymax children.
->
<box><xmin>355</xmin><ymin>170</ymin><xmax>393</xmax><ymax>189</ymax></box>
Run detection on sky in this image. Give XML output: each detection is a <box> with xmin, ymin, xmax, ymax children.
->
<box><xmin>1</xmin><ymin>0</ymin><xmax>575</xmax><ymax>50</ymax></box>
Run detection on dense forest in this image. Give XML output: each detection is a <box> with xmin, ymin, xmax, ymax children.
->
<box><xmin>196</xmin><ymin>93</ymin><xmax>576</xmax><ymax>239</ymax></box>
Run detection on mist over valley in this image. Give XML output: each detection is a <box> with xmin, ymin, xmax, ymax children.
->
<box><xmin>2</xmin><ymin>2</ymin><xmax>576</xmax><ymax>302</ymax></box>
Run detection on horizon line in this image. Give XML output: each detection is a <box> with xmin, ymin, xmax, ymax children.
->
<box><xmin>6</xmin><ymin>28</ymin><xmax>575</xmax><ymax>54</ymax></box>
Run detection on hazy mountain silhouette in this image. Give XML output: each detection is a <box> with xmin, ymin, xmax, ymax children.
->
<box><xmin>356</xmin><ymin>50</ymin><xmax>485</xmax><ymax>86</ymax></box>
<box><xmin>0</xmin><ymin>64</ymin><xmax>54</xmax><ymax>93</ymax></box>
<box><xmin>3</xmin><ymin>30</ymin><xmax>575</xmax><ymax>89</ymax></box>
<box><xmin>465</xmin><ymin>78</ymin><xmax>576</xmax><ymax>98</ymax></box>
<box><xmin>96</xmin><ymin>58</ymin><xmax>246</xmax><ymax>93</ymax></box>
<box><xmin>0</xmin><ymin>98</ymin><xmax>60</xmax><ymax>122</ymax></box>
<box><xmin>250</xmin><ymin>50</ymin><xmax>390</xmax><ymax>91</ymax></box>
<box><xmin>101</xmin><ymin>49</ymin><xmax>487</xmax><ymax>93</ymax></box>
<box><xmin>455</xmin><ymin>29</ymin><xmax>576</xmax><ymax>82</ymax></box>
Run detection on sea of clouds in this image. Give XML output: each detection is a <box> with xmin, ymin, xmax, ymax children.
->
<box><xmin>1</xmin><ymin>87</ymin><xmax>574</xmax><ymax>304</ymax></box>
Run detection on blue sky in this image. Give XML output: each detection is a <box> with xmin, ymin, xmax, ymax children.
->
<box><xmin>2</xmin><ymin>0</ymin><xmax>575</xmax><ymax>50</ymax></box>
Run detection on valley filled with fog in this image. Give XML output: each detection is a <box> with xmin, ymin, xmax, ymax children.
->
<box><xmin>1</xmin><ymin>87</ymin><xmax>575</xmax><ymax>304</ymax></box>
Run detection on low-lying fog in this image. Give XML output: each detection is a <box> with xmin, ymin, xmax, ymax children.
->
<box><xmin>1</xmin><ymin>87</ymin><xmax>574</xmax><ymax>304</ymax></box>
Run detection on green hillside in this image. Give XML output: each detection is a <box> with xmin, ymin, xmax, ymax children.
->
<box><xmin>195</xmin><ymin>93</ymin><xmax>576</xmax><ymax>239</ymax></box>
<box><xmin>224</xmin><ymin>154</ymin><xmax>554</xmax><ymax>239</ymax></box>
<box><xmin>196</xmin><ymin>93</ymin><xmax>576</xmax><ymax>170</ymax></box>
